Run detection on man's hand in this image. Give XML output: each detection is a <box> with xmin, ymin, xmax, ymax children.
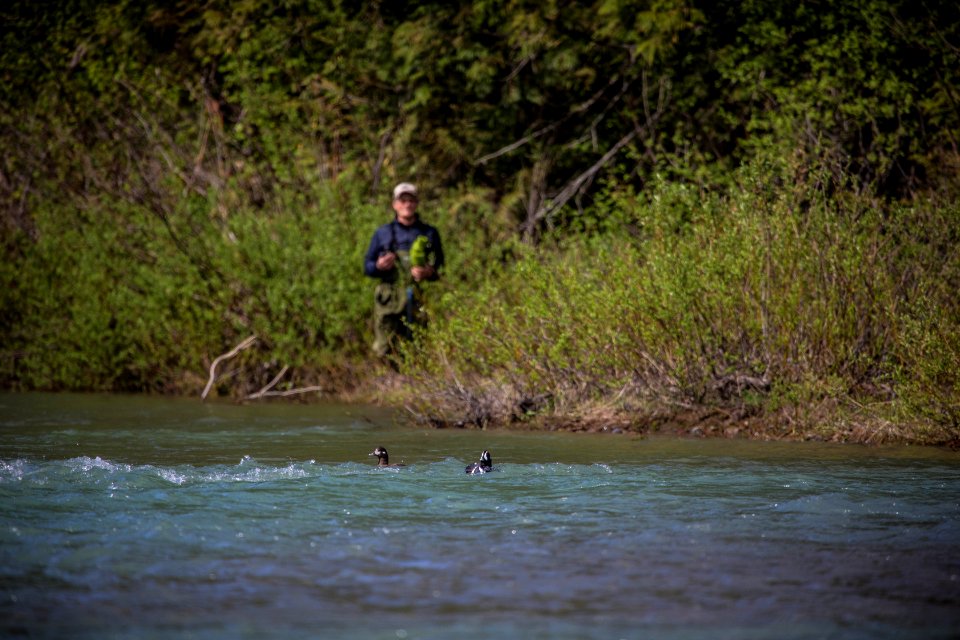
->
<box><xmin>376</xmin><ymin>252</ymin><xmax>396</xmax><ymax>271</ymax></box>
<box><xmin>411</xmin><ymin>265</ymin><xmax>434</xmax><ymax>282</ymax></box>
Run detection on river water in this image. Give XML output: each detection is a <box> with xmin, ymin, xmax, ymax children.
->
<box><xmin>1</xmin><ymin>392</ymin><xmax>958</xmax><ymax>639</ymax></box>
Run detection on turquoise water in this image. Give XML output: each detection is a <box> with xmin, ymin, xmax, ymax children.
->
<box><xmin>1</xmin><ymin>393</ymin><xmax>959</xmax><ymax>639</ymax></box>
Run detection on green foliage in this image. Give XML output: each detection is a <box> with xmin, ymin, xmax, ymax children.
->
<box><xmin>2</xmin><ymin>198</ymin><xmax>216</xmax><ymax>390</ymax></box>
<box><xmin>406</xmin><ymin>156</ymin><xmax>960</xmax><ymax>438</ymax></box>
<box><xmin>0</xmin><ymin>174</ymin><xmax>383</xmax><ymax>392</ymax></box>
<box><xmin>700</xmin><ymin>0</ymin><xmax>960</xmax><ymax>195</ymax></box>
<box><xmin>1</xmin><ymin>0</ymin><xmax>958</xmax><ymax>441</ymax></box>
<box><xmin>895</xmin><ymin>298</ymin><xmax>960</xmax><ymax>434</ymax></box>
<box><xmin>889</xmin><ymin>200</ymin><xmax>960</xmax><ymax>436</ymax></box>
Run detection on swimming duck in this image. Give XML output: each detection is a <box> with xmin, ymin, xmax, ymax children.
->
<box><xmin>369</xmin><ymin>446</ymin><xmax>405</xmax><ymax>468</ymax></box>
<box><xmin>465</xmin><ymin>449</ymin><xmax>493</xmax><ymax>474</ymax></box>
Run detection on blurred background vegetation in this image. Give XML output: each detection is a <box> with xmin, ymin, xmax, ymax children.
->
<box><xmin>2</xmin><ymin>0</ymin><xmax>958</xmax><ymax>442</ymax></box>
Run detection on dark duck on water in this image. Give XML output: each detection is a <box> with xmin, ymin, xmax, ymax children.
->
<box><xmin>465</xmin><ymin>450</ymin><xmax>493</xmax><ymax>475</ymax></box>
<box><xmin>369</xmin><ymin>446</ymin><xmax>405</xmax><ymax>468</ymax></box>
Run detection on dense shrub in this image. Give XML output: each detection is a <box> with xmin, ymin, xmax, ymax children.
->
<box><xmin>404</xmin><ymin>158</ymin><xmax>960</xmax><ymax>441</ymax></box>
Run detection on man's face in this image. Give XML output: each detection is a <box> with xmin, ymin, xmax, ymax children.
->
<box><xmin>392</xmin><ymin>194</ymin><xmax>418</xmax><ymax>225</ymax></box>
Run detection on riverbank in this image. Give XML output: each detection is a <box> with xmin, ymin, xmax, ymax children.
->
<box><xmin>312</xmin><ymin>367</ymin><xmax>959</xmax><ymax>450</ymax></box>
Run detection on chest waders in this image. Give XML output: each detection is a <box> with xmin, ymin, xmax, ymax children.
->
<box><xmin>372</xmin><ymin>249</ymin><xmax>427</xmax><ymax>357</ymax></box>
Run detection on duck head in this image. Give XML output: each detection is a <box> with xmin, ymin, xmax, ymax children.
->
<box><xmin>369</xmin><ymin>446</ymin><xmax>390</xmax><ymax>466</ymax></box>
<box><xmin>465</xmin><ymin>449</ymin><xmax>493</xmax><ymax>474</ymax></box>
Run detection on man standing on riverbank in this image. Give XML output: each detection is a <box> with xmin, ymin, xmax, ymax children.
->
<box><xmin>363</xmin><ymin>182</ymin><xmax>444</xmax><ymax>358</ymax></box>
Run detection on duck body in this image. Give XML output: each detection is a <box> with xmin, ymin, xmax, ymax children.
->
<box><xmin>465</xmin><ymin>450</ymin><xmax>493</xmax><ymax>475</ymax></box>
<box><xmin>369</xmin><ymin>446</ymin><xmax>405</xmax><ymax>468</ymax></box>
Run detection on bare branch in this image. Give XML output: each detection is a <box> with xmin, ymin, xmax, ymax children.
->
<box><xmin>522</xmin><ymin>128</ymin><xmax>638</xmax><ymax>236</ymax></box>
<box><xmin>505</xmin><ymin>53</ymin><xmax>533</xmax><ymax>83</ymax></box>
<box><xmin>201</xmin><ymin>335</ymin><xmax>258</xmax><ymax>400</ymax></box>
<box><xmin>523</xmin><ymin>74</ymin><xmax>670</xmax><ymax>236</ymax></box>
<box><xmin>370</xmin><ymin>128</ymin><xmax>392</xmax><ymax>196</ymax></box>
<box><xmin>251</xmin><ymin>386</ymin><xmax>325</xmax><ymax>398</ymax></box>
<box><xmin>570</xmin><ymin>73</ymin><xmax>640</xmax><ymax>150</ymax></box>
<box><xmin>248</xmin><ymin>365</ymin><xmax>290</xmax><ymax>400</ymax></box>
<box><xmin>474</xmin><ymin>121</ymin><xmax>560</xmax><ymax>165</ymax></box>
<box><xmin>475</xmin><ymin>72</ymin><xmax>632</xmax><ymax>165</ymax></box>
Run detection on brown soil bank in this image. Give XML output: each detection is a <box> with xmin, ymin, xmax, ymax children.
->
<box><xmin>188</xmin><ymin>364</ymin><xmax>957</xmax><ymax>449</ymax></box>
<box><xmin>329</xmin><ymin>371</ymin><xmax>960</xmax><ymax>450</ymax></box>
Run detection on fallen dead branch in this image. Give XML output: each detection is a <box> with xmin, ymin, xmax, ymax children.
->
<box><xmin>201</xmin><ymin>335</ymin><xmax>258</xmax><ymax>400</ymax></box>
<box><xmin>248</xmin><ymin>365</ymin><xmax>289</xmax><ymax>399</ymax></box>
<box><xmin>246</xmin><ymin>365</ymin><xmax>325</xmax><ymax>399</ymax></box>
<box><xmin>249</xmin><ymin>386</ymin><xmax>325</xmax><ymax>399</ymax></box>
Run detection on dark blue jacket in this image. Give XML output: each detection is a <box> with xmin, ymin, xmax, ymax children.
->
<box><xmin>363</xmin><ymin>217</ymin><xmax>444</xmax><ymax>281</ymax></box>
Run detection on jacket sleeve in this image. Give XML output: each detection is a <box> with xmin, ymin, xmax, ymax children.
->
<box><xmin>364</xmin><ymin>227</ymin><xmax>388</xmax><ymax>278</ymax></box>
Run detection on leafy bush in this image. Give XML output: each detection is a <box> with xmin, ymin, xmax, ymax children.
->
<box><xmin>404</xmin><ymin>157</ymin><xmax>960</xmax><ymax>441</ymax></box>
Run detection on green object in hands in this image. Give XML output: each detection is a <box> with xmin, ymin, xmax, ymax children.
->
<box><xmin>410</xmin><ymin>235</ymin><xmax>430</xmax><ymax>267</ymax></box>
